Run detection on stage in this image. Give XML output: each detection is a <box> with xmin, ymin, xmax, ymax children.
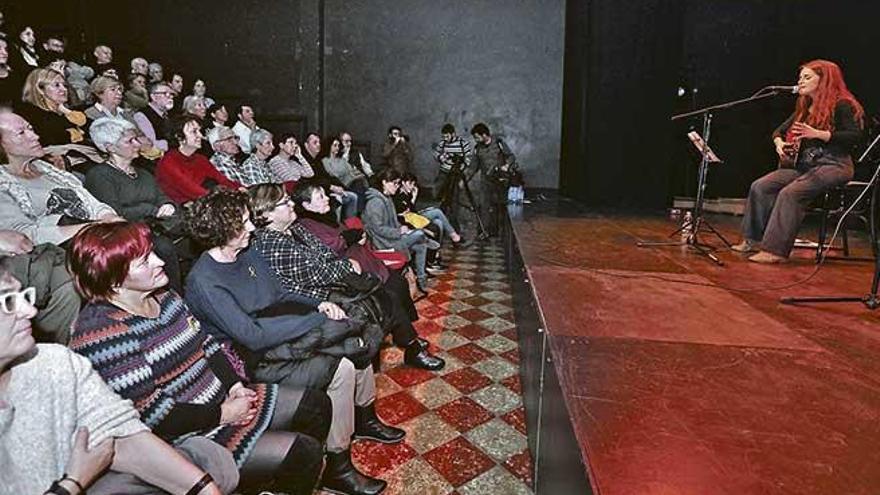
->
<box><xmin>506</xmin><ymin>195</ymin><xmax>880</xmax><ymax>495</ymax></box>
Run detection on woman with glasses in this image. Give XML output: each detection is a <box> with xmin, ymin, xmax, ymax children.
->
<box><xmin>0</xmin><ymin>257</ymin><xmax>231</xmax><ymax>495</ymax></box>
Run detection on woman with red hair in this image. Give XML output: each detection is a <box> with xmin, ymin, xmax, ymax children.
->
<box><xmin>732</xmin><ymin>59</ymin><xmax>864</xmax><ymax>263</ymax></box>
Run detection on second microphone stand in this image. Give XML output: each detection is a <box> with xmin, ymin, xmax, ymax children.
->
<box><xmin>638</xmin><ymin>87</ymin><xmax>791</xmax><ymax>266</ymax></box>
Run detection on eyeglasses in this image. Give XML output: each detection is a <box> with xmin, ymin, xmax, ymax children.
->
<box><xmin>0</xmin><ymin>287</ymin><xmax>36</xmax><ymax>314</ymax></box>
<box><xmin>274</xmin><ymin>196</ymin><xmax>292</xmax><ymax>208</ymax></box>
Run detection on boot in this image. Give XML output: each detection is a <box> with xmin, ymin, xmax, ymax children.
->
<box><xmin>321</xmin><ymin>449</ymin><xmax>386</xmax><ymax>495</ymax></box>
<box><xmin>353</xmin><ymin>403</ymin><xmax>406</xmax><ymax>444</ymax></box>
<box><xmin>404</xmin><ymin>341</ymin><xmax>445</xmax><ymax>371</ymax></box>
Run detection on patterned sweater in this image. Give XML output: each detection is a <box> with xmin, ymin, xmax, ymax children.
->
<box><xmin>0</xmin><ymin>344</ymin><xmax>147</xmax><ymax>494</ymax></box>
<box><xmin>70</xmin><ymin>290</ymin><xmax>277</xmax><ymax>466</ymax></box>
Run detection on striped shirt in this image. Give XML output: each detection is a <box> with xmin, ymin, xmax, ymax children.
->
<box><xmin>432</xmin><ymin>136</ymin><xmax>472</xmax><ymax>172</ymax></box>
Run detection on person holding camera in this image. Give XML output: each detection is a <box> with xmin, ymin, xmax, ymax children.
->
<box><xmin>382</xmin><ymin>126</ymin><xmax>413</xmax><ymax>174</ymax></box>
<box><xmin>471</xmin><ymin>123</ymin><xmax>517</xmax><ymax>237</ymax></box>
<box><xmin>431</xmin><ymin>123</ymin><xmax>472</xmax><ymax>229</ymax></box>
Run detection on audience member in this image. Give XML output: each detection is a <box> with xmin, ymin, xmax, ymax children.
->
<box><xmin>92</xmin><ymin>44</ymin><xmax>117</xmax><ymax>78</ymax></box>
<box><xmin>148</xmin><ymin>61</ymin><xmax>163</xmax><ymax>83</ymax></box>
<box><xmin>250</xmin><ymin>183</ymin><xmax>444</xmax><ymax>370</ymax></box>
<box><xmin>123</xmin><ymin>72</ymin><xmax>148</xmax><ymax>111</ymax></box>
<box><xmin>185</xmin><ymin>78</ymin><xmax>215</xmax><ymax>109</ymax></box>
<box><xmin>84</xmin><ymin>75</ymin><xmax>128</xmax><ymax>121</ymax></box>
<box><xmin>184</xmin><ymin>188</ymin><xmax>397</xmax><ymax>495</ymax></box>
<box><xmin>206</xmin><ymin>102</ymin><xmax>229</xmax><ymax>131</ymax></box>
<box><xmin>68</xmin><ymin>222</ymin><xmax>329</xmax><ymax>495</ymax></box>
<box><xmin>325</xmin><ymin>135</ymin><xmax>370</xmax><ymax>193</ymax></box>
<box><xmin>208</xmin><ymin>126</ymin><xmax>244</xmax><ymax>183</ymax></box>
<box><xmin>238</xmin><ymin>128</ymin><xmax>276</xmax><ymax>186</ymax></box>
<box><xmin>0</xmin><ymin>111</ymin><xmax>121</xmax><ymax>245</ymax></box>
<box><xmin>155</xmin><ymin>114</ymin><xmax>240</xmax><ymax>203</ymax></box>
<box><xmin>40</xmin><ymin>33</ymin><xmax>65</xmax><ymax>58</ymax></box>
<box><xmin>11</xmin><ymin>25</ymin><xmax>39</xmax><ymax>70</ymax></box>
<box><xmin>0</xmin><ymin>258</ymin><xmax>230</xmax><ymax>495</ymax></box>
<box><xmin>309</xmin><ymin>134</ymin><xmax>358</xmax><ymax>219</ymax></box>
<box><xmin>183</xmin><ymin>94</ymin><xmax>208</xmax><ymax>120</ymax></box>
<box><xmin>85</xmin><ymin>117</ymin><xmax>184</xmax><ymax>291</ymax></box>
<box><xmin>65</xmin><ymin>59</ymin><xmax>95</xmax><ymax>108</ymax></box>
<box><xmin>397</xmin><ymin>172</ymin><xmax>465</xmax><ymax>247</ymax></box>
<box><xmin>0</xmin><ymin>229</ymin><xmax>79</xmax><ymax>344</ymax></box>
<box><xmin>382</xmin><ymin>125</ymin><xmax>413</xmax><ymax>174</ymax></box>
<box><xmin>130</xmin><ymin>56</ymin><xmax>148</xmax><ymax>77</ymax></box>
<box><xmin>268</xmin><ymin>132</ymin><xmax>314</xmax><ymax>183</ymax></box>
<box><xmin>133</xmin><ymin>81</ymin><xmax>174</xmax><ymax>152</ymax></box>
<box><xmin>341</xmin><ymin>132</ymin><xmax>373</xmax><ymax>177</ymax></box>
<box><xmin>0</xmin><ymin>37</ymin><xmax>23</xmax><ymax>108</ymax></box>
<box><xmin>19</xmin><ymin>68</ymin><xmax>88</xmax><ymax>147</ymax></box>
<box><xmin>363</xmin><ymin>168</ymin><xmax>439</xmax><ymax>294</ymax></box>
<box><xmin>231</xmin><ymin>104</ymin><xmax>260</xmax><ymax>153</ymax></box>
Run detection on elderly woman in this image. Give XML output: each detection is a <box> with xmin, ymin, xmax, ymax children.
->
<box><xmin>363</xmin><ymin>168</ymin><xmax>439</xmax><ymax>293</ymax></box>
<box><xmin>184</xmin><ymin>188</ymin><xmax>396</xmax><ymax>495</ymax></box>
<box><xmin>18</xmin><ymin>68</ymin><xmax>89</xmax><ymax>147</ymax></box>
<box><xmin>0</xmin><ymin>111</ymin><xmax>120</xmax><ymax>245</ymax></box>
<box><xmin>268</xmin><ymin>133</ymin><xmax>314</xmax><ymax>184</ymax></box>
<box><xmin>83</xmin><ymin>117</ymin><xmax>186</xmax><ymax>291</ymax></box>
<box><xmin>155</xmin><ymin>114</ymin><xmax>241</xmax><ymax>204</ymax></box>
<box><xmin>68</xmin><ymin>222</ymin><xmax>329</xmax><ymax>494</ymax></box>
<box><xmin>238</xmin><ymin>129</ymin><xmax>276</xmax><ymax>186</ymax></box>
<box><xmin>250</xmin><ymin>183</ymin><xmax>444</xmax><ymax>370</ymax></box>
<box><xmin>0</xmin><ymin>257</ymin><xmax>230</xmax><ymax>495</ymax></box>
<box><xmin>85</xmin><ymin>77</ymin><xmax>160</xmax><ymax>161</ymax></box>
<box><xmin>183</xmin><ymin>95</ymin><xmax>208</xmax><ymax>121</ymax></box>
<box><xmin>123</xmin><ymin>72</ymin><xmax>149</xmax><ymax>112</ymax></box>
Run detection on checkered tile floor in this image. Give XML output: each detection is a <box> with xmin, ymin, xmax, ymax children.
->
<box><xmin>319</xmin><ymin>241</ymin><xmax>534</xmax><ymax>495</ymax></box>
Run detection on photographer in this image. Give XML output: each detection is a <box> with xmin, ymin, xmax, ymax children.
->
<box><xmin>382</xmin><ymin>126</ymin><xmax>413</xmax><ymax>174</ymax></box>
<box><xmin>431</xmin><ymin>123</ymin><xmax>472</xmax><ymax>229</ymax></box>
<box><xmin>471</xmin><ymin>123</ymin><xmax>517</xmax><ymax>237</ymax></box>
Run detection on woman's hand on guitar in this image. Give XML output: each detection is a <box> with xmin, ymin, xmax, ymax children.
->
<box><xmin>774</xmin><ymin>139</ymin><xmax>787</xmax><ymax>159</ymax></box>
<box><xmin>790</xmin><ymin>122</ymin><xmax>830</xmax><ymax>141</ymax></box>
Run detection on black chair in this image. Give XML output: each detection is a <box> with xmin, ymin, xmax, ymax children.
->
<box><xmin>813</xmin><ymin>177</ymin><xmax>877</xmax><ymax>262</ymax></box>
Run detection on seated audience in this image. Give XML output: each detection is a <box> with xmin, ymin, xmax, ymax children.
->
<box><xmin>250</xmin><ymin>183</ymin><xmax>444</xmax><ymax>370</ymax></box>
<box><xmin>0</xmin><ymin>110</ymin><xmax>120</xmax><ymax>245</ymax></box>
<box><xmin>148</xmin><ymin>61</ymin><xmax>163</xmax><ymax>83</ymax></box>
<box><xmin>133</xmin><ymin>81</ymin><xmax>175</xmax><ymax>152</ymax></box>
<box><xmin>65</xmin><ymin>59</ymin><xmax>95</xmax><ymax>108</ymax></box>
<box><xmin>92</xmin><ymin>44</ymin><xmax>117</xmax><ymax>78</ymax></box>
<box><xmin>11</xmin><ymin>25</ymin><xmax>39</xmax><ymax>71</ymax></box>
<box><xmin>208</xmin><ymin>125</ymin><xmax>244</xmax><ymax>183</ymax></box>
<box><xmin>306</xmin><ymin>133</ymin><xmax>357</xmax><ymax>219</ymax></box>
<box><xmin>129</xmin><ymin>56</ymin><xmax>148</xmax><ymax>77</ymax></box>
<box><xmin>382</xmin><ymin>125</ymin><xmax>413</xmax><ymax>174</ymax></box>
<box><xmin>184</xmin><ymin>78</ymin><xmax>215</xmax><ymax>110</ymax></box>
<box><xmin>238</xmin><ymin>129</ymin><xmax>276</xmax><ymax>186</ymax></box>
<box><xmin>19</xmin><ymin>68</ymin><xmax>88</xmax><ymax>147</ymax></box>
<box><xmin>396</xmin><ymin>172</ymin><xmax>466</xmax><ymax>248</ymax></box>
<box><xmin>231</xmin><ymin>104</ymin><xmax>260</xmax><ymax>154</ymax></box>
<box><xmin>84</xmin><ymin>117</ymin><xmax>184</xmax><ymax>291</ymax></box>
<box><xmin>169</xmin><ymin>72</ymin><xmax>185</xmax><ymax>113</ymax></box>
<box><xmin>341</xmin><ymin>132</ymin><xmax>373</xmax><ymax>177</ymax></box>
<box><xmin>84</xmin><ymin>75</ymin><xmax>130</xmax><ymax>122</ymax></box>
<box><xmin>268</xmin><ymin>132</ymin><xmax>315</xmax><ymax>183</ymax></box>
<box><xmin>68</xmin><ymin>222</ymin><xmax>329</xmax><ymax>495</ymax></box>
<box><xmin>0</xmin><ymin>37</ymin><xmax>24</xmax><ymax>108</ymax></box>
<box><xmin>363</xmin><ymin>168</ymin><xmax>439</xmax><ymax>293</ymax></box>
<box><xmin>324</xmin><ymin>135</ymin><xmax>369</xmax><ymax>193</ymax></box>
<box><xmin>123</xmin><ymin>72</ymin><xmax>148</xmax><ymax>111</ymax></box>
<box><xmin>184</xmin><ymin>188</ymin><xmax>398</xmax><ymax>495</ymax></box>
<box><xmin>0</xmin><ymin>229</ymin><xmax>79</xmax><ymax>344</ymax></box>
<box><xmin>0</xmin><ymin>257</ymin><xmax>231</xmax><ymax>495</ymax></box>
<box><xmin>155</xmin><ymin>115</ymin><xmax>241</xmax><ymax>204</ymax></box>
<box><xmin>184</xmin><ymin>94</ymin><xmax>208</xmax><ymax>121</ymax></box>
<box><xmin>205</xmin><ymin>102</ymin><xmax>229</xmax><ymax>131</ymax></box>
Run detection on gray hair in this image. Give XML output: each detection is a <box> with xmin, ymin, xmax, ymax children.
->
<box><xmin>89</xmin><ymin>117</ymin><xmax>136</xmax><ymax>153</ymax></box>
<box><xmin>250</xmin><ymin>128</ymin><xmax>272</xmax><ymax>150</ymax></box>
<box><xmin>183</xmin><ymin>95</ymin><xmax>205</xmax><ymax>114</ymax></box>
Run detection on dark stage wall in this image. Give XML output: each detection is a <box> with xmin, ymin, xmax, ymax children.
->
<box><xmin>7</xmin><ymin>1</ymin><xmax>564</xmax><ymax>189</ymax></box>
<box><xmin>561</xmin><ymin>0</ymin><xmax>880</xmax><ymax>209</ymax></box>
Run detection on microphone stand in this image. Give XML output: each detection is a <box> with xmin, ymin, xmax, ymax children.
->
<box><xmin>638</xmin><ymin>87</ymin><xmax>792</xmax><ymax>266</ymax></box>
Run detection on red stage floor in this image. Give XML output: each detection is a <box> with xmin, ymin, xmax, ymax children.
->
<box><xmin>510</xmin><ymin>206</ymin><xmax>880</xmax><ymax>495</ymax></box>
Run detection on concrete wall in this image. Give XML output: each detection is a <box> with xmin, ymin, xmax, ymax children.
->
<box><xmin>323</xmin><ymin>0</ymin><xmax>565</xmax><ymax>188</ymax></box>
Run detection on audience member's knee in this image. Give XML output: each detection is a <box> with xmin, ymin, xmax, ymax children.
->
<box><xmin>292</xmin><ymin>388</ymin><xmax>333</xmax><ymax>442</ymax></box>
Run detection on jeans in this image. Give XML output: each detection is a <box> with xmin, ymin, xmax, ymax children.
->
<box><xmin>419</xmin><ymin>206</ymin><xmax>457</xmax><ymax>242</ymax></box>
<box><xmin>399</xmin><ymin>230</ymin><xmax>430</xmax><ymax>282</ymax></box>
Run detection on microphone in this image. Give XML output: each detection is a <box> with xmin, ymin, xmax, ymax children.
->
<box><xmin>767</xmin><ymin>85</ymin><xmax>799</xmax><ymax>94</ymax></box>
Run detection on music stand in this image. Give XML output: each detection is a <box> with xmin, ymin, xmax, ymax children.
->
<box><xmin>638</xmin><ymin>87</ymin><xmax>792</xmax><ymax>266</ymax></box>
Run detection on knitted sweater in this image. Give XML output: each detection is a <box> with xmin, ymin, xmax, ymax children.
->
<box><xmin>70</xmin><ymin>291</ymin><xmax>277</xmax><ymax>466</ymax></box>
<box><xmin>0</xmin><ymin>344</ymin><xmax>147</xmax><ymax>494</ymax></box>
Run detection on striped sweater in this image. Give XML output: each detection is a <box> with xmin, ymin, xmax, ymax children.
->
<box><xmin>70</xmin><ymin>290</ymin><xmax>277</xmax><ymax>466</ymax></box>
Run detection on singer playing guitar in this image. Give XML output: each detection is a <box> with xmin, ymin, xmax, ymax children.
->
<box><xmin>731</xmin><ymin>59</ymin><xmax>864</xmax><ymax>263</ymax></box>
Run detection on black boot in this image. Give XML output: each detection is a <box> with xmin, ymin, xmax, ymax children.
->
<box><xmin>321</xmin><ymin>449</ymin><xmax>386</xmax><ymax>495</ymax></box>
<box><xmin>354</xmin><ymin>403</ymin><xmax>406</xmax><ymax>444</ymax></box>
<box><xmin>404</xmin><ymin>341</ymin><xmax>445</xmax><ymax>371</ymax></box>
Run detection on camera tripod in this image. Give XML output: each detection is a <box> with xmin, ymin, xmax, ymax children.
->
<box><xmin>438</xmin><ymin>160</ymin><xmax>490</xmax><ymax>240</ymax></box>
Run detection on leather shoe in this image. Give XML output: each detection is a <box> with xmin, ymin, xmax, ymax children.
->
<box><xmin>354</xmin><ymin>403</ymin><xmax>405</xmax><ymax>444</ymax></box>
<box><xmin>404</xmin><ymin>342</ymin><xmax>445</xmax><ymax>371</ymax></box>
<box><xmin>321</xmin><ymin>448</ymin><xmax>386</xmax><ymax>495</ymax></box>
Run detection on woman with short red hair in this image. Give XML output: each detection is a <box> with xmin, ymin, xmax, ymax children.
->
<box><xmin>67</xmin><ymin>222</ymin><xmax>331</xmax><ymax>495</ymax></box>
<box><xmin>731</xmin><ymin>59</ymin><xmax>864</xmax><ymax>263</ymax></box>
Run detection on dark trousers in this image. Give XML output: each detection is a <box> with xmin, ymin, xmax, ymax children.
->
<box><xmin>741</xmin><ymin>163</ymin><xmax>853</xmax><ymax>257</ymax></box>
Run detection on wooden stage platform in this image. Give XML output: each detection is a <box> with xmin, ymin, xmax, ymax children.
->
<box><xmin>505</xmin><ymin>195</ymin><xmax>880</xmax><ymax>495</ymax></box>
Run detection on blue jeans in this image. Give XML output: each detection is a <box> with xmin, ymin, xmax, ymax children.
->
<box><xmin>399</xmin><ymin>230</ymin><xmax>430</xmax><ymax>282</ymax></box>
<box><xmin>419</xmin><ymin>206</ymin><xmax>457</xmax><ymax>242</ymax></box>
